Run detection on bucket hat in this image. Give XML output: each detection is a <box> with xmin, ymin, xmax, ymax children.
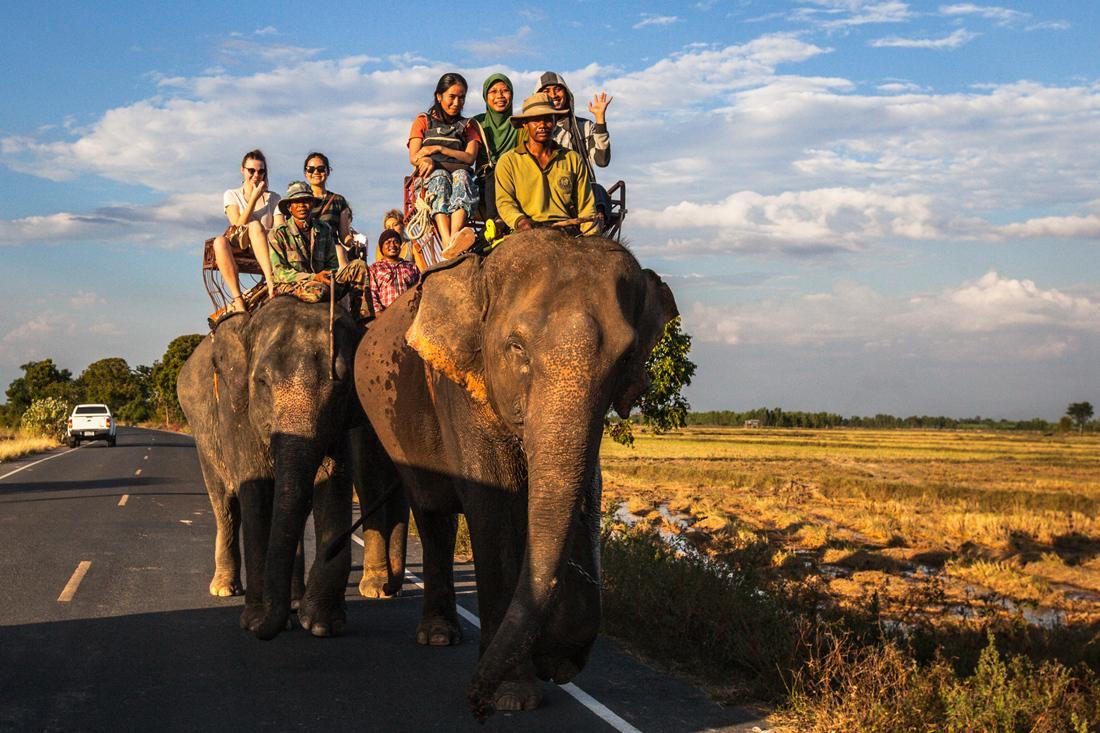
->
<box><xmin>510</xmin><ymin>93</ymin><xmax>560</xmax><ymax>128</ymax></box>
<box><xmin>278</xmin><ymin>180</ymin><xmax>320</xmax><ymax>216</ymax></box>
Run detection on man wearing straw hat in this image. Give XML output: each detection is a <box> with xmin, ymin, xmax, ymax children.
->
<box><xmin>494</xmin><ymin>92</ymin><xmax>599</xmax><ymax>237</ymax></box>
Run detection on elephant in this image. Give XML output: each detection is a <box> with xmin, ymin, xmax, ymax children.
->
<box><xmin>178</xmin><ymin>296</ymin><xmax>363</xmax><ymax>639</ymax></box>
<box><xmin>354</xmin><ymin>230</ymin><xmax>677</xmax><ymax>718</ymax></box>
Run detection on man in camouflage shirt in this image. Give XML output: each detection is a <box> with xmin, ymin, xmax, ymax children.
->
<box><xmin>269</xmin><ymin>181</ymin><xmax>373</xmax><ymax>321</ymax></box>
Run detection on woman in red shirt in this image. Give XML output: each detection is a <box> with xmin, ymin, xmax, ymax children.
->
<box><xmin>408</xmin><ymin>73</ymin><xmax>480</xmax><ymax>257</ymax></box>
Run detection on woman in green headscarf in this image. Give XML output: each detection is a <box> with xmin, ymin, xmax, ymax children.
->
<box><xmin>472</xmin><ymin>73</ymin><xmax>517</xmax><ymax>220</ymax></box>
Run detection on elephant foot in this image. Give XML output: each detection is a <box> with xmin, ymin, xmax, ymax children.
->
<box><xmin>359</xmin><ymin>572</ymin><xmax>401</xmax><ymax>599</ymax></box>
<box><xmin>254</xmin><ymin>609</ymin><xmax>293</xmax><ymax>641</ymax></box>
<box><xmin>493</xmin><ymin>679</ymin><xmax>542</xmax><ymax>712</ymax></box>
<box><xmin>299</xmin><ymin>597</ymin><xmax>347</xmax><ymax>638</ymax></box>
<box><xmin>239</xmin><ymin>603</ymin><xmax>264</xmax><ymax>633</ymax></box>
<box><xmin>416</xmin><ymin>616</ymin><xmax>462</xmax><ymax>646</ymax></box>
<box><xmin>209</xmin><ymin>574</ymin><xmax>243</xmax><ymax>597</ymax></box>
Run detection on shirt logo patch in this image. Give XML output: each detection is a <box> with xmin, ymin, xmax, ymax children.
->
<box><xmin>557</xmin><ymin>175</ymin><xmax>574</xmax><ymax>196</ymax></box>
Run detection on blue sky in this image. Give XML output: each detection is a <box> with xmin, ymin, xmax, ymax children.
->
<box><xmin>2</xmin><ymin>1</ymin><xmax>1098</xmax><ymax>419</ymax></box>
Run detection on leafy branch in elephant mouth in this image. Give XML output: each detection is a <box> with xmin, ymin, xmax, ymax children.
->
<box><xmin>605</xmin><ymin>316</ymin><xmax>696</xmax><ymax>447</ymax></box>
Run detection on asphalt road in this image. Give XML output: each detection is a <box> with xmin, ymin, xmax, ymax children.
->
<box><xmin>0</xmin><ymin>427</ymin><xmax>766</xmax><ymax>732</ymax></box>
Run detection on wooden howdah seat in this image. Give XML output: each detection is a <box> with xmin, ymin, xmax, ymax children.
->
<box><xmin>201</xmin><ymin>236</ymin><xmax>264</xmax><ymax>311</ymax></box>
<box><xmin>401</xmin><ymin>175</ymin><xmax>628</xmax><ymax>267</ymax></box>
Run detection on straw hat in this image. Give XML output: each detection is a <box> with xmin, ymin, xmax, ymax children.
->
<box><xmin>509</xmin><ymin>93</ymin><xmax>559</xmax><ymax>127</ymax></box>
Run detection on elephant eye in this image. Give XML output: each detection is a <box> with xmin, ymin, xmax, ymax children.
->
<box><xmin>506</xmin><ymin>339</ymin><xmax>530</xmax><ymax>373</ymax></box>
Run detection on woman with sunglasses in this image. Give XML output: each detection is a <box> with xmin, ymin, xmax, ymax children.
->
<box><xmin>213</xmin><ymin>149</ymin><xmax>282</xmax><ymax>311</ymax></box>
<box><xmin>303</xmin><ymin>151</ymin><xmax>352</xmax><ymax>265</ymax></box>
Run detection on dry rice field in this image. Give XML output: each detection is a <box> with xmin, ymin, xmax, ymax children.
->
<box><xmin>600</xmin><ymin>426</ymin><xmax>1100</xmax><ymax>626</ymax></box>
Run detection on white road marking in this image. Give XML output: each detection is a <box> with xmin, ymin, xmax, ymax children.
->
<box><xmin>0</xmin><ymin>444</ymin><xmax>84</xmax><ymax>482</ymax></box>
<box><xmin>118</xmin><ymin>494</ymin><xmax>129</xmax><ymax>507</ymax></box>
<box><xmin>134</xmin><ymin>468</ymin><xmax>142</xmax><ymax>476</ymax></box>
<box><xmin>350</xmin><ymin>534</ymin><xmax>642</xmax><ymax>732</ymax></box>
<box><xmin>58</xmin><ymin>561</ymin><xmax>92</xmax><ymax>603</ymax></box>
<box><xmin>180</xmin><ymin>519</ymin><xmax>193</xmax><ymax>525</ymax></box>
<box><xmin>143</xmin><ymin>455</ymin><xmax>149</xmax><ymax>461</ymax></box>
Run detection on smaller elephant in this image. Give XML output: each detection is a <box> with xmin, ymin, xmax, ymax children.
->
<box><xmin>178</xmin><ymin>297</ymin><xmax>362</xmax><ymax>639</ymax></box>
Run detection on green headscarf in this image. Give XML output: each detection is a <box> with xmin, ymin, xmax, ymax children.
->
<box><xmin>475</xmin><ymin>73</ymin><xmax>518</xmax><ymax>165</ymax></box>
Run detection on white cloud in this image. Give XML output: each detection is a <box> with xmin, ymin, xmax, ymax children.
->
<box><xmin>633</xmin><ymin>188</ymin><xmax>942</xmax><ymax>253</ymax></box>
<box><xmin>2</xmin><ymin>36</ymin><xmax>1099</xmax><ymax>259</ymax></box>
<box><xmin>995</xmin><ymin>214</ymin><xmax>1100</xmax><ymax>240</ymax></box>
<box><xmin>456</xmin><ymin>26</ymin><xmax>533</xmax><ymax>59</ymax></box>
<box><xmin>793</xmin><ymin>1</ymin><xmax>912</xmax><ymax>29</ymax></box>
<box><xmin>877</xmin><ymin>81</ymin><xmax>927</xmax><ymax>93</ymax></box>
<box><xmin>1027</xmin><ymin>20</ymin><xmax>1071</xmax><ymax>31</ymax></box>
<box><xmin>253</xmin><ymin>26</ymin><xmax>278</xmax><ymax>36</ymax></box>
<box><xmin>870</xmin><ymin>29</ymin><xmax>979</xmax><ymax>49</ymax></box>
<box><xmin>686</xmin><ymin>272</ymin><xmax>1100</xmax><ymax>363</ymax></box>
<box><xmin>0</xmin><ymin>194</ymin><xmax>219</xmax><ymax>247</ymax></box>
<box><xmin>633</xmin><ymin>14</ymin><xmax>680</xmax><ymax>29</ymax></box>
<box><xmin>939</xmin><ymin>3</ymin><xmax>1028</xmax><ymax>25</ymax></box>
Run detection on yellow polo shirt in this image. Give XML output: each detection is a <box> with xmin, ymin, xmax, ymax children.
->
<box><xmin>494</xmin><ymin>142</ymin><xmax>598</xmax><ymax>236</ymax></box>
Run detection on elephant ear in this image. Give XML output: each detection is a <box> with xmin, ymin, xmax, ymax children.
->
<box><xmin>209</xmin><ymin>315</ymin><xmax>251</xmax><ymax>414</ymax></box>
<box><xmin>406</xmin><ymin>257</ymin><xmax>489</xmax><ymax>403</ymax></box>
<box><xmin>612</xmin><ymin>268</ymin><xmax>680</xmax><ymax>419</ymax></box>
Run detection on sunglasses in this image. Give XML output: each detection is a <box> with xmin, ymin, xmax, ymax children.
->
<box><xmin>245</xmin><ymin>167</ymin><xmax>266</xmax><ymax>176</ymax></box>
<box><xmin>305</xmin><ymin>165</ymin><xmax>329</xmax><ymax>174</ymax></box>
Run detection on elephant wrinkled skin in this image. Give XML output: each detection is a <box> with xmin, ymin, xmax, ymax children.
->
<box><xmin>354</xmin><ymin>230</ymin><xmax>677</xmax><ymax>718</ymax></box>
<box><xmin>178</xmin><ymin>297</ymin><xmax>362</xmax><ymax>640</ymax></box>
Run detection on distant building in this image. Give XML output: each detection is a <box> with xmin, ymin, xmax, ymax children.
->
<box><xmin>744</xmin><ymin>419</ymin><xmax>761</xmax><ymax>428</ymax></box>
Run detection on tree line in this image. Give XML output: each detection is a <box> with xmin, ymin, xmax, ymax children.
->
<box><xmin>0</xmin><ymin>334</ymin><xmax>204</xmax><ymax>429</ymax></box>
<box><xmin>687</xmin><ymin>406</ymin><xmax>1097</xmax><ymax>432</ymax></box>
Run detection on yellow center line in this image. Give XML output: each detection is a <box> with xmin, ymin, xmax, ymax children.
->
<box><xmin>134</xmin><ymin>468</ymin><xmax>142</xmax><ymax>476</ymax></box>
<box><xmin>118</xmin><ymin>494</ymin><xmax>129</xmax><ymax>507</ymax></box>
<box><xmin>58</xmin><ymin>561</ymin><xmax>92</xmax><ymax>603</ymax></box>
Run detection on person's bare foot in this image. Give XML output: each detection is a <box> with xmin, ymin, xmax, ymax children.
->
<box><xmin>228</xmin><ymin>295</ymin><xmax>246</xmax><ymax>313</ymax></box>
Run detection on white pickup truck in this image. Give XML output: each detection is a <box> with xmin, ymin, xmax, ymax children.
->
<box><xmin>67</xmin><ymin>404</ymin><xmax>117</xmax><ymax>448</ymax></box>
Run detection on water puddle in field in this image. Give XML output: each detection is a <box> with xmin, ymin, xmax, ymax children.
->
<box><xmin>611</xmin><ymin>501</ymin><xmax>1076</xmax><ymax>629</ymax></box>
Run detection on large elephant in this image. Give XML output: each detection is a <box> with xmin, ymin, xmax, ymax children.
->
<box><xmin>178</xmin><ymin>297</ymin><xmax>362</xmax><ymax>639</ymax></box>
<box><xmin>355</xmin><ymin>230</ymin><xmax>677</xmax><ymax>718</ymax></box>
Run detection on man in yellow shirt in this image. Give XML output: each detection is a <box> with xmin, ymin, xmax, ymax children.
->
<box><xmin>494</xmin><ymin>93</ymin><xmax>599</xmax><ymax>237</ymax></box>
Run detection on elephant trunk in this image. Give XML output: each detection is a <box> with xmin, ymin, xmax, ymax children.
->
<box><xmin>255</xmin><ymin>432</ymin><xmax>321</xmax><ymax>640</ymax></box>
<box><xmin>466</xmin><ymin>369</ymin><xmax>604</xmax><ymax>717</ymax></box>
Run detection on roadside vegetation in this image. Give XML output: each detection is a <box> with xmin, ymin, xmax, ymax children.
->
<box><xmin>0</xmin><ymin>334</ymin><xmax>204</xmax><ymax>439</ymax></box>
<box><xmin>598</xmin><ymin>426</ymin><xmax>1100</xmax><ymax>731</ymax></box>
<box><xmin>0</xmin><ymin>427</ymin><xmax>58</xmax><ymax>463</ymax></box>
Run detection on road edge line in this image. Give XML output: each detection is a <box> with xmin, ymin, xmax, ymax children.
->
<box><xmin>0</xmin><ymin>444</ymin><xmax>84</xmax><ymax>482</ymax></box>
<box><xmin>351</xmin><ymin>534</ymin><xmax>642</xmax><ymax>732</ymax></box>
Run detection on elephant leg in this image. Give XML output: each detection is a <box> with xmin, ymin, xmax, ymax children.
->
<box><xmin>466</xmin><ymin>495</ymin><xmax>541</xmax><ymax>712</ymax></box>
<box><xmin>360</xmin><ymin>481</ymin><xmax>410</xmax><ymax>598</ymax></box>
<box><xmin>201</xmin><ymin>456</ymin><xmax>242</xmax><ymax>597</ymax></box>
<box><xmin>413</xmin><ymin>506</ymin><xmax>461</xmax><ymax>646</ymax></box>
<box><xmin>384</xmin><ymin>488</ymin><xmax>410</xmax><ymax>595</ymax></box>
<box><xmin>351</xmin><ymin>426</ymin><xmax>408</xmax><ymax>599</ymax></box>
<box><xmin>300</xmin><ymin>463</ymin><xmax>352</xmax><ymax>637</ymax></box>
<box><xmin>238</xmin><ymin>477</ymin><xmax>274</xmax><ymax>632</ymax></box>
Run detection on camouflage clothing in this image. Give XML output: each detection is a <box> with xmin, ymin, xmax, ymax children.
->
<box><xmin>268</xmin><ymin>217</ymin><xmax>339</xmax><ymax>283</ymax></box>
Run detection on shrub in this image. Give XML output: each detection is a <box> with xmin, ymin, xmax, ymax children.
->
<box><xmin>20</xmin><ymin>397</ymin><xmax>70</xmax><ymax>441</ymax></box>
